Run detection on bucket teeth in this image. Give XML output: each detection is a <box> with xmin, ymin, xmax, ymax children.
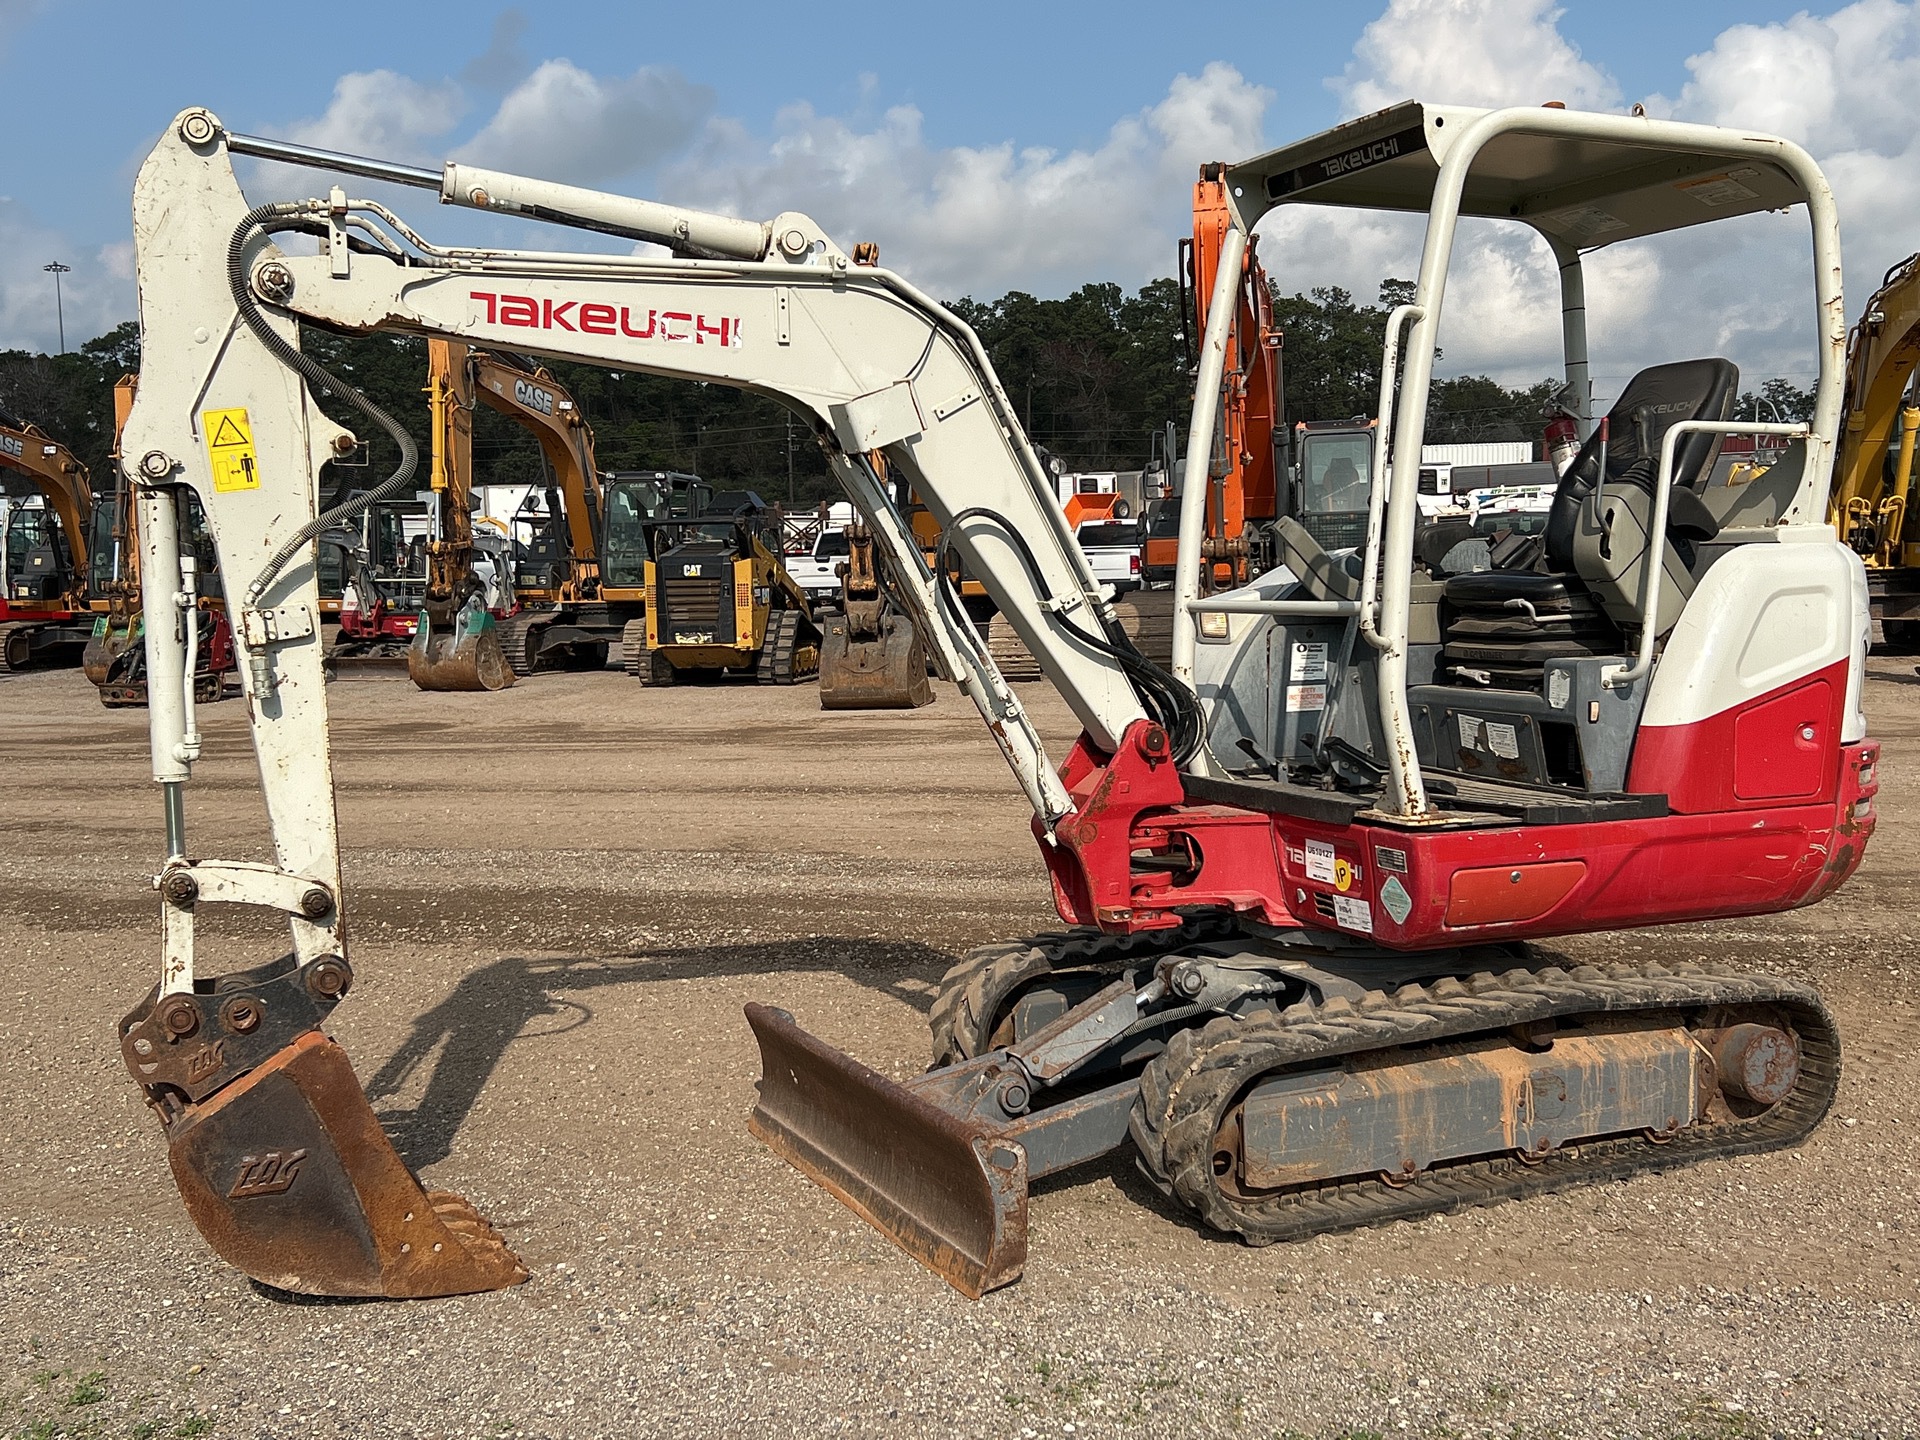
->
<box><xmin>159</xmin><ymin>1031</ymin><xmax>528</xmax><ymax>1298</ymax></box>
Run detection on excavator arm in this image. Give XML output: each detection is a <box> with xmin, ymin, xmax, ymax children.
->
<box><xmin>120</xmin><ymin>110</ymin><xmax>1169</xmax><ymax>1297</ymax></box>
<box><xmin>467</xmin><ymin>349</ymin><xmax>604</xmax><ymax>591</ymax></box>
<box><xmin>1828</xmin><ymin>251</ymin><xmax>1920</xmax><ymax>567</ymax></box>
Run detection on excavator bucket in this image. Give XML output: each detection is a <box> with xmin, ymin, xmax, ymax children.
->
<box><xmin>817</xmin><ymin>613</ymin><xmax>934</xmax><ymax>710</ymax></box>
<box><xmin>745</xmin><ymin>1003</ymin><xmax>1027</xmax><ymax>1297</ymax></box>
<box><xmin>408</xmin><ymin>600</ymin><xmax>514</xmax><ymax>692</ymax></box>
<box><xmin>135</xmin><ymin>1022</ymin><xmax>528</xmax><ymax>1298</ymax></box>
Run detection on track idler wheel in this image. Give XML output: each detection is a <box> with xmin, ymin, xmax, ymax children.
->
<box><xmin>408</xmin><ymin>599</ymin><xmax>515</xmax><ymax>692</ymax></box>
<box><xmin>122</xmin><ymin>959</ymin><xmax>527</xmax><ymax>1298</ymax></box>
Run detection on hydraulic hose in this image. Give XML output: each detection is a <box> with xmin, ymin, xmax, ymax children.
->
<box><xmin>938</xmin><ymin>507</ymin><xmax>1203</xmax><ymax>763</ymax></box>
<box><xmin>225</xmin><ymin>201</ymin><xmax>427</xmax><ymax>604</ymax></box>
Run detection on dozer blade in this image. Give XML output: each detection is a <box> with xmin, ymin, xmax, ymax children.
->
<box><xmin>407</xmin><ymin>605</ymin><xmax>515</xmax><ymax>692</ymax></box>
<box><xmin>745</xmin><ymin>1003</ymin><xmax>1026</xmax><ymax>1298</ymax></box>
<box><xmin>817</xmin><ymin>614</ymin><xmax>934</xmax><ymax>710</ymax></box>
<box><xmin>157</xmin><ymin>1030</ymin><xmax>529</xmax><ymax>1297</ymax></box>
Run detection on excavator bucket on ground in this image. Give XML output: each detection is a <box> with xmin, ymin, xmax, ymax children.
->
<box><xmin>745</xmin><ymin>1003</ymin><xmax>1026</xmax><ymax>1298</ymax></box>
<box><xmin>407</xmin><ymin>598</ymin><xmax>515</xmax><ymax>692</ymax></box>
<box><xmin>122</xmin><ymin>963</ymin><xmax>527</xmax><ymax>1299</ymax></box>
<box><xmin>817</xmin><ymin>611</ymin><xmax>933</xmax><ymax>709</ymax></box>
<box><xmin>814</xmin><ymin>519</ymin><xmax>935</xmax><ymax>710</ymax></box>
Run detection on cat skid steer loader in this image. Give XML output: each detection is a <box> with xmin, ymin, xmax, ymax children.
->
<box><xmin>121</xmin><ymin>104</ymin><xmax>1871</xmax><ymax>1300</ymax></box>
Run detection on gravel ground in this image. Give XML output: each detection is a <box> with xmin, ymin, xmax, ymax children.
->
<box><xmin>0</xmin><ymin>657</ymin><xmax>1914</xmax><ymax>1439</ymax></box>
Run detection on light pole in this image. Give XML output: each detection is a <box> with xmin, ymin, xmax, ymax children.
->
<box><xmin>43</xmin><ymin>262</ymin><xmax>70</xmax><ymax>354</ymax></box>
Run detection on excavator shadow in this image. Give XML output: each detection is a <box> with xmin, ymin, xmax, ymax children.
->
<box><xmin>361</xmin><ymin>938</ymin><xmax>953</xmax><ymax>1170</ymax></box>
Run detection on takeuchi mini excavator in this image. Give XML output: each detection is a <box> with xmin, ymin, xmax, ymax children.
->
<box><xmin>121</xmin><ymin>104</ymin><xmax>1872</xmax><ymax>1301</ymax></box>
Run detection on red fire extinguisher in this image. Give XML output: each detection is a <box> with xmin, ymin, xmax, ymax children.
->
<box><xmin>1543</xmin><ymin>392</ymin><xmax>1581</xmax><ymax>476</ymax></box>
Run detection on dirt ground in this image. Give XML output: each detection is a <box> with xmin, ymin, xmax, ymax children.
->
<box><xmin>0</xmin><ymin>656</ymin><xmax>1914</xmax><ymax>1439</ymax></box>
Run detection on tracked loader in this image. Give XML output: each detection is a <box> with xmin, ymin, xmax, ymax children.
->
<box><xmin>120</xmin><ymin>104</ymin><xmax>1871</xmax><ymax>1302</ymax></box>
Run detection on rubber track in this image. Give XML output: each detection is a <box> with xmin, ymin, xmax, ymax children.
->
<box><xmin>1130</xmin><ymin>961</ymin><xmax>1839</xmax><ymax>1244</ymax></box>
<box><xmin>0</xmin><ymin>622</ymin><xmax>36</xmax><ymax>672</ymax></box>
<box><xmin>620</xmin><ymin>618</ymin><xmax>649</xmax><ymax>678</ymax></box>
<box><xmin>926</xmin><ymin>915</ymin><xmax>1242</xmax><ymax>1067</ymax></box>
<box><xmin>756</xmin><ymin>610</ymin><xmax>818</xmax><ymax>685</ymax></box>
<box><xmin>497</xmin><ymin>614</ymin><xmax>542</xmax><ymax>678</ymax></box>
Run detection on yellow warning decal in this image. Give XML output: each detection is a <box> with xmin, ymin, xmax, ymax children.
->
<box><xmin>202</xmin><ymin>407</ymin><xmax>260</xmax><ymax>493</ymax></box>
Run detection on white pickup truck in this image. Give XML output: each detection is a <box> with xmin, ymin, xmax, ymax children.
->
<box><xmin>1074</xmin><ymin>518</ymin><xmax>1143</xmax><ymax>597</ymax></box>
<box><xmin>783</xmin><ymin>528</ymin><xmax>850</xmax><ymax>609</ymax></box>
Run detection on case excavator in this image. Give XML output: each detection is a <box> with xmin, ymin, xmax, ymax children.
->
<box><xmin>119</xmin><ymin>105</ymin><xmax>1871</xmax><ymax>1301</ymax></box>
<box><xmin>0</xmin><ymin>405</ymin><xmax>96</xmax><ymax>672</ymax></box>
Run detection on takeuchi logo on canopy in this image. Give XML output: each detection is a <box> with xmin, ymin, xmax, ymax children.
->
<box><xmin>468</xmin><ymin>291</ymin><xmax>744</xmax><ymax>346</ymax></box>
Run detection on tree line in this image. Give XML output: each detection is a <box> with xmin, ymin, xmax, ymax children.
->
<box><xmin>0</xmin><ymin>280</ymin><xmax>1815</xmax><ymax>509</ymax></box>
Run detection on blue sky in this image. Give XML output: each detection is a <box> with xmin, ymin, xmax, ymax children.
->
<box><xmin>2</xmin><ymin>0</ymin><xmax>1913</xmax><ymax>394</ymax></box>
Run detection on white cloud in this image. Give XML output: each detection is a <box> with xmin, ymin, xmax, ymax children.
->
<box><xmin>458</xmin><ymin>59</ymin><xmax>711</xmax><ymax>186</ymax></box>
<box><xmin>0</xmin><ymin>201</ymin><xmax>133</xmax><ymax>354</ymax></box>
<box><xmin>282</xmin><ymin>69</ymin><xmax>466</xmax><ymax>163</ymax></box>
<box><xmin>665</xmin><ymin>62</ymin><xmax>1272</xmax><ymax>301</ymax></box>
<box><xmin>1335</xmin><ymin>0</ymin><xmax>1618</xmax><ymax>116</ymax></box>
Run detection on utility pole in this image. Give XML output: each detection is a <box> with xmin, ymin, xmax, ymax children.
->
<box><xmin>44</xmin><ymin>262</ymin><xmax>70</xmax><ymax>354</ymax></box>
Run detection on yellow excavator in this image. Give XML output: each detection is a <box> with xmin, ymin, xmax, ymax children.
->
<box><xmin>405</xmin><ymin>339</ymin><xmax>516</xmax><ymax>690</ymax></box>
<box><xmin>1828</xmin><ymin>250</ymin><xmax>1920</xmax><ymax>644</ymax></box>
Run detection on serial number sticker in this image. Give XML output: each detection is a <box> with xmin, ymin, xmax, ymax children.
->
<box><xmin>1332</xmin><ymin>896</ymin><xmax>1373</xmax><ymax>933</ymax></box>
<box><xmin>1291</xmin><ymin>641</ymin><xmax>1328</xmax><ymax>682</ymax></box>
<box><xmin>1374</xmin><ymin>845</ymin><xmax>1409</xmax><ymax>875</ymax></box>
<box><xmin>1304</xmin><ymin>838</ymin><xmax>1337</xmax><ymax>884</ymax></box>
<box><xmin>1379</xmin><ymin>875</ymin><xmax>1413</xmax><ymax>926</ymax></box>
<box><xmin>1286</xmin><ymin>683</ymin><xmax>1327</xmax><ymax>713</ymax></box>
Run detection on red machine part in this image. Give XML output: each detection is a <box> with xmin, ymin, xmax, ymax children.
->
<box><xmin>1037</xmin><ymin>717</ymin><xmax>1878</xmax><ymax>952</ymax></box>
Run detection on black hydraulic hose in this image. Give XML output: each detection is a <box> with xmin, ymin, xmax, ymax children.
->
<box><xmin>225</xmin><ymin>201</ymin><xmax>426</xmax><ymax>604</ymax></box>
<box><xmin>939</xmin><ymin>506</ymin><xmax>1203</xmax><ymax>763</ymax></box>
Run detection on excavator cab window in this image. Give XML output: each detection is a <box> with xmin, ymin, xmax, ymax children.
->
<box><xmin>1301</xmin><ymin>433</ymin><xmax>1372</xmax><ymax>517</ymax></box>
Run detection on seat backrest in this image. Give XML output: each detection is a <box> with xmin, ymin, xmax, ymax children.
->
<box><xmin>1544</xmin><ymin>359</ymin><xmax>1739</xmax><ymax>569</ymax></box>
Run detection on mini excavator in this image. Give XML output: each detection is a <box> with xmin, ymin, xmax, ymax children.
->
<box><xmin>120</xmin><ymin>104</ymin><xmax>1873</xmax><ymax>1300</ymax></box>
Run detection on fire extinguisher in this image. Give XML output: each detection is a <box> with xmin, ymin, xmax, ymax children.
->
<box><xmin>1542</xmin><ymin>392</ymin><xmax>1581</xmax><ymax>476</ymax></box>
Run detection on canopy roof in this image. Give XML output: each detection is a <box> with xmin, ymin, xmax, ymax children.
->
<box><xmin>1225</xmin><ymin>101</ymin><xmax>1810</xmax><ymax>249</ymax></box>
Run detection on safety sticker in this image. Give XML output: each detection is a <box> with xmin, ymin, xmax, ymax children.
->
<box><xmin>1676</xmin><ymin>172</ymin><xmax>1759</xmax><ymax>207</ymax></box>
<box><xmin>1332</xmin><ymin>895</ymin><xmax>1373</xmax><ymax>933</ymax></box>
<box><xmin>1546</xmin><ymin>669</ymin><xmax>1571</xmax><ymax>710</ymax></box>
<box><xmin>1458</xmin><ymin>713</ymin><xmax>1484</xmax><ymax>748</ymax></box>
<box><xmin>1485</xmin><ymin>720</ymin><xmax>1520</xmax><ymax>760</ymax></box>
<box><xmin>1291</xmin><ymin>641</ymin><xmax>1329</xmax><ymax>682</ymax></box>
<box><xmin>202</xmin><ymin>407</ymin><xmax>260</xmax><ymax>493</ymax></box>
<box><xmin>1286</xmin><ymin>683</ymin><xmax>1327</xmax><ymax>712</ymax></box>
<box><xmin>1304</xmin><ymin>838</ymin><xmax>1337</xmax><ymax>884</ymax></box>
<box><xmin>1378</xmin><ymin>874</ymin><xmax>1412</xmax><ymax>925</ymax></box>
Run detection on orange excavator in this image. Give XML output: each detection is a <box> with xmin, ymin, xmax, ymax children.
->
<box><xmin>1142</xmin><ymin>165</ymin><xmax>1284</xmax><ymax>593</ymax></box>
<box><xmin>0</xmin><ymin>403</ymin><xmax>97</xmax><ymax>672</ymax></box>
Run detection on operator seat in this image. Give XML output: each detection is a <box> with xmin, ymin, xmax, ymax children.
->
<box><xmin>1438</xmin><ymin>359</ymin><xmax>1738</xmax><ymax>685</ymax></box>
